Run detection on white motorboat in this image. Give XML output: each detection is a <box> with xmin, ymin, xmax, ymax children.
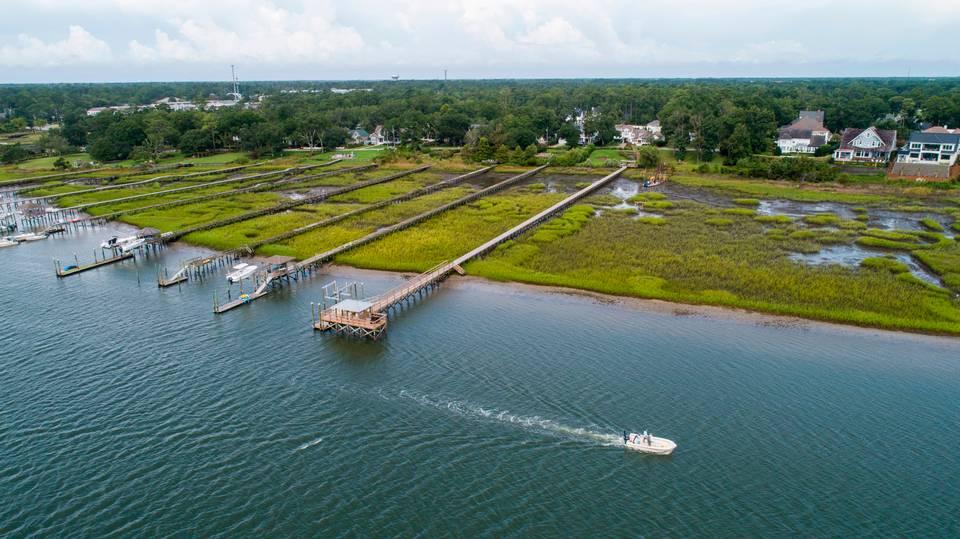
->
<box><xmin>0</xmin><ymin>237</ymin><xmax>18</xmax><ymax>247</ymax></box>
<box><xmin>101</xmin><ymin>235</ymin><xmax>137</xmax><ymax>249</ymax></box>
<box><xmin>119</xmin><ymin>237</ymin><xmax>146</xmax><ymax>253</ymax></box>
<box><xmin>12</xmin><ymin>232</ymin><xmax>47</xmax><ymax>242</ymax></box>
<box><xmin>226</xmin><ymin>262</ymin><xmax>258</xmax><ymax>283</ymax></box>
<box><xmin>623</xmin><ymin>431</ymin><xmax>676</xmax><ymax>455</ymax></box>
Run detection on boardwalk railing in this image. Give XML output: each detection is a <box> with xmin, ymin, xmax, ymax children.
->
<box><xmin>21</xmin><ymin>162</ymin><xmax>267</xmax><ymax>204</ymax></box>
<box><xmin>226</xmin><ymin>166</ymin><xmax>493</xmax><ymax>257</ymax></box>
<box><xmin>56</xmin><ymin>163</ymin><xmax>333</xmax><ymax>214</ymax></box>
<box><xmin>66</xmin><ymin>163</ymin><xmax>375</xmax><ymax>226</ymax></box>
<box><xmin>296</xmin><ymin>166</ymin><xmax>546</xmax><ymax>270</ymax></box>
<box><xmin>316</xmin><ymin>166</ymin><xmax>628</xmax><ymax>338</ymax></box>
<box><xmin>166</xmin><ymin>164</ymin><xmax>430</xmax><ymax>243</ymax></box>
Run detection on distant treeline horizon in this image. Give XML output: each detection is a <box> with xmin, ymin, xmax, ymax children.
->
<box><xmin>2</xmin><ymin>78</ymin><xmax>959</xmax><ymax>167</ymax></box>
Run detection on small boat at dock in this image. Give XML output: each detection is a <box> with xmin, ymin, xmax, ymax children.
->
<box><xmin>101</xmin><ymin>235</ymin><xmax>137</xmax><ymax>250</ymax></box>
<box><xmin>0</xmin><ymin>237</ymin><xmax>19</xmax><ymax>247</ymax></box>
<box><xmin>623</xmin><ymin>430</ymin><xmax>676</xmax><ymax>455</ymax></box>
<box><xmin>226</xmin><ymin>263</ymin><xmax>258</xmax><ymax>283</ymax></box>
<box><xmin>119</xmin><ymin>237</ymin><xmax>146</xmax><ymax>253</ymax></box>
<box><xmin>12</xmin><ymin>232</ymin><xmax>47</xmax><ymax>242</ymax></box>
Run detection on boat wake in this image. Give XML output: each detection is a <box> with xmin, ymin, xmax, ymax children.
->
<box><xmin>392</xmin><ymin>390</ymin><xmax>623</xmax><ymax>447</ymax></box>
<box><xmin>295</xmin><ymin>437</ymin><xmax>323</xmax><ymax>451</ymax></box>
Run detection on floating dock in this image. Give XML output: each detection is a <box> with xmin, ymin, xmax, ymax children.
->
<box><xmin>55</xmin><ymin>252</ymin><xmax>134</xmax><ymax>278</ymax></box>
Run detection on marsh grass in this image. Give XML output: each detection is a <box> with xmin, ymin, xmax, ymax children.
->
<box><xmin>330</xmin><ymin>190</ymin><xmax>567</xmax><ymax>272</ymax></box>
<box><xmin>920</xmin><ymin>218</ymin><xmax>944</xmax><ymax>232</ymax></box>
<box><xmin>861</xmin><ymin>257</ymin><xmax>909</xmax><ymax>274</ymax></box>
<box><xmin>467</xmin><ymin>202</ymin><xmax>960</xmax><ymax>334</ymax></box>
<box><xmin>705</xmin><ymin>218</ymin><xmax>734</xmax><ymax>227</ymax></box>
<box><xmin>733</xmin><ymin>198</ymin><xmax>761</xmax><ymax>206</ymax></box>
<box><xmin>754</xmin><ymin>215</ymin><xmax>793</xmax><ymax>224</ymax></box>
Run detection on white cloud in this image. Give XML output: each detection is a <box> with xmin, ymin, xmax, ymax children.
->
<box><xmin>3</xmin><ymin>0</ymin><xmax>960</xmax><ymax>80</ymax></box>
<box><xmin>0</xmin><ymin>25</ymin><xmax>112</xmax><ymax>67</ymax></box>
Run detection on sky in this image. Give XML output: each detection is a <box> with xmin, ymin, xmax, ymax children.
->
<box><xmin>1</xmin><ymin>0</ymin><xmax>959</xmax><ymax>83</ymax></box>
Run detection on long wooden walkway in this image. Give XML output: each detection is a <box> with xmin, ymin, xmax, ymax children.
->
<box><xmin>0</xmin><ymin>167</ymin><xmax>110</xmax><ymax>189</ymax></box>
<box><xmin>20</xmin><ymin>162</ymin><xmax>267</xmax><ymax>204</ymax></box>
<box><xmin>315</xmin><ymin>166</ymin><xmax>628</xmax><ymax>338</ymax></box>
<box><xmin>54</xmin><ymin>163</ymin><xmax>332</xmax><ymax>214</ymax></box>
<box><xmin>213</xmin><ymin>166</ymin><xmax>539</xmax><ymax>314</ymax></box>
<box><xmin>168</xmin><ymin>164</ymin><xmax>430</xmax><ymax>244</ymax></box>
<box><xmin>62</xmin><ymin>163</ymin><xmax>376</xmax><ymax>228</ymax></box>
<box><xmin>296</xmin><ymin>166</ymin><xmax>546</xmax><ymax>270</ymax></box>
<box><xmin>225</xmin><ymin>166</ymin><xmax>493</xmax><ymax>257</ymax></box>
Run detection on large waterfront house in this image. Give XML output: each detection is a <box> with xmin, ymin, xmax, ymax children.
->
<box><xmin>889</xmin><ymin>128</ymin><xmax>960</xmax><ymax>179</ymax></box>
<box><xmin>615</xmin><ymin>124</ymin><xmax>654</xmax><ymax>145</ymax></box>
<box><xmin>833</xmin><ymin>127</ymin><xmax>897</xmax><ymax>163</ymax></box>
<box><xmin>776</xmin><ymin>110</ymin><xmax>831</xmax><ymax>154</ymax></box>
<box><xmin>896</xmin><ymin>130</ymin><xmax>960</xmax><ymax>165</ymax></box>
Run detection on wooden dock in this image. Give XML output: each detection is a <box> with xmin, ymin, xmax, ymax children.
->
<box><xmin>21</xmin><ymin>162</ymin><xmax>264</xmax><ymax>205</ymax></box>
<box><xmin>61</xmin><ymin>163</ymin><xmax>374</xmax><ymax>227</ymax></box>
<box><xmin>55</xmin><ymin>252</ymin><xmax>134</xmax><ymax>278</ymax></box>
<box><xmin>314</xmin><ymin>166</ymin><xmax>628</xmax><ymax>339</ymax></box>
<box><xmin>165</xmin><ymin>165</ymin><xmax>430</xmax><ymax>243</ymax></box>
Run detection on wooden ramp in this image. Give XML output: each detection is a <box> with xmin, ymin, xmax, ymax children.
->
<box><xmin>314</xmin><ymin>166</ymin><xmax>628</xmax><ymax>338</ymax></box>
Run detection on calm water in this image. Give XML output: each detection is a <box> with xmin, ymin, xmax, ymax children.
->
<box><xmin>2</xmin><ymin>223</ymin><xmax>959</xmax><ymax>537</ymax></box>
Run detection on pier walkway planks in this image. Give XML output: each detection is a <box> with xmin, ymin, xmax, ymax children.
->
<box><xmin>315</xmin><ymin>166</ymin><xmax>628</xmax><ymax>338</ymax></box>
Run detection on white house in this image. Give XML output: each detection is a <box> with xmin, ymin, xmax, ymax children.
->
<box><xmin>833</xmin><ymin>127</ymin><xmax>897</xmax><ymax>163</ymax></box>
<box><xmin>368</xmin><ymin>125</ymin><xmax>387</xmax><ymax>145</ymax></box>
<box><xmin>777</xmin><ymin>110</ymin><xmax>831</xmax><ymax>154</ymax></box>
<box><xmin>615</xmin><ymin>124</ymin><xmax>654</xmax><ymax>145</ymax></box>
<box><xmin>646</xmin><ymin>120</ymin><xmax>662</xmax><ymax>138</ymax></box>
<box><xmin>896</xmin><ymin>131</ymin><xmax>960</xmax><ymax>165</ymax></box>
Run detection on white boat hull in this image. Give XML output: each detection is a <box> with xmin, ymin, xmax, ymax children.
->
<box><xmin>226</xmin><ymin>265</ymin><xmax>258</xmax><ymax>283</ymax></box>
<box><xmin>624</xmin><ymin>434</ymin><xmax>676</xmax><ymax>455</ymax></box>
<box><xmin>120</xmin><ymin>239</ymin><xmax>146</xmax><ymax>253</ymax></box>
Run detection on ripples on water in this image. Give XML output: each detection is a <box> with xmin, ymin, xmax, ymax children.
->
<box><xmin>1</xmin><ymin>223</ymin><xmax>959</xmax><ymax>537</ymax></box>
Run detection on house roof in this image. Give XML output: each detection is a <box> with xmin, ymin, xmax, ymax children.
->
<box><xmin>837</xmin><ymin>127</ymin><xmax>897</xmax><ymax>151</ymax></box>
<box><xmin>922</xmin><ymin>126</ymin><xmax>960</xmax><ymax>135</ymax></box>
<box><xmin>908</xmin><ymin>131</ymin><xmax>960</xmax><ymax>145</ymax></box>
<box><xmin>646</xmin><ymin>120</ymin><xmax>660</xmax><ymax>127</ymax></box>
<box><xmin>779</xmin><ymin>116</ymin><xmax>829</xmax><ymax>141</ymax></box>
<box><xmin>798</xmin><ymin>110</ymin><xmax>825</xmax><ymax>123</ymax></box>
<box><xmin>349</xmin><ymin>128</ymin><xmax>369</xmax><ymax>138</ymax></box>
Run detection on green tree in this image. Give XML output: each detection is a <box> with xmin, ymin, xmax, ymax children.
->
<box><xmin>721</xmin><ymin>124</ymin><xmax>753</xmax><ymax>165</ymax></box>
<box><xmin>635</xmin><ymin>145</ymin><xmax>661</xmax><ymax>168</ymax></box>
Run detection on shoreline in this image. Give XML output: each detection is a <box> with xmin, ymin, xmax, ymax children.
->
<box><xmin>324</xmin><ymin>263</ymin><xmax>960</xmax><ymax>344</ymax></box>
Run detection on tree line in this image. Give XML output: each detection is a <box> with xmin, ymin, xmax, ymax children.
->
<box><xmin>2</xmin><ymin>78</ymin><xmax>960</xmax><ymax>166</ymax></box>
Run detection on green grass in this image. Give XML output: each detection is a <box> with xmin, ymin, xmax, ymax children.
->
<box><xmin>328</xmin><ymin>190</ymin><xmax>568</xmax><ymax>272</ymax></box>
<box><xmin>804</xmin><ymin>214</ymin><xmax>840</xmax><ymax>226</ymax></box>
<box><xmin>733</xmin><ymin>198</ymin><xmax>761</xmax><ymax>206</ymax></box>
<box><xmin>855</xmin><ymin>236</ymin><xmax>923</xmax><ymax>251</ymax></box>
<box><xmin>860</xmin><ymin>257</ymin><xmax>910</xmax><ymax>274</ymax></box>
<box><xmin>643</xmin><ymin>200</ymin><xmax>675</xmax><ymax>210</ymax></box>
<box><xmin>705</xmin><ymin>218</ymin><xmax>734</xmax><ymax>227</ymax></box>
<box><xmin>723</xmin><ymin>208</ymin><xmax>756</xmax><ymax>216</ymax></box>
<box><xmin>754</xmin><ymin>215</ymin><xmax>793</xmax><ymax>224</ymax></box>
<box><xmin>920</xmin><ymin>218</ymin><xmax>944</xmax><ymax>232</ymax></box>
<box><xmin>671</xmin><ymin>175</ymin><xmax>903</xmax><ymax>204</ymax></box>
<box><xmin>467</xmin><ymin>204</ymin><xmax>960</xmax><ymax>334</ymax></box>
<box><xmin>636</xmin><ymin>216</ymin><xmax>667</xmax><ymax>225</ymax></box>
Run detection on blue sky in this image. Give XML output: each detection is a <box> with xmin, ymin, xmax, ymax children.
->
<box><xmin>1</xmin><ymin>0</ymin><xmax>959</xmax><ymax>83</ymax></box>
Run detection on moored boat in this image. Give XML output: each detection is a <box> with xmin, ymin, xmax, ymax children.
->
<box><xmin>226</xmin><ymin>263</ymin><xmax>258</xmax><ymax>283</ymax></box>
<box><xmin>100</xmin><ymin>235</ymin><xmax>137</xmax><ymax>249</ymax></box>
<box><xmin>0</xmin><ymin>237</ymin><xmax>18</xmax><ymax>247</ymax></box>
<box><xmin>120</xmin><ymin>237</ymin><xmax>146</xmax><ymax>253</ymax></box>
<box><xmin>12</xmin><ymin>232</ymin><xmax>47</xmax><ymax>242</ymax></box>
<box><xmin>623</xmin><ymin>430</ymin><xmax>676</xmax><ymax>455</ymax></box>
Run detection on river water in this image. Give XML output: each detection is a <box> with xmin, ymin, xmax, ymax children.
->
<box><xmin>2</xmin><ymin>223</ymin><xmax>959</xmax><ymax>537</ymax></box>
